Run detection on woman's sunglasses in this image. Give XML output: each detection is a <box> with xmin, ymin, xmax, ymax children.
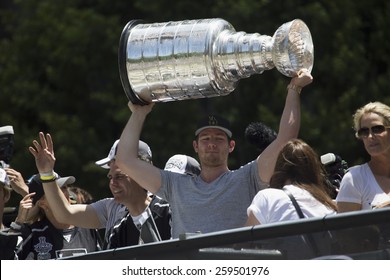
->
<box><xmin>356</xmin><ymin>125</ymin><xmax>390</xmax><ymax>139</ymax></box>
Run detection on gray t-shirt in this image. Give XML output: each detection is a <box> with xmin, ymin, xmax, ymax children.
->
<box><xmin>157</xmin><ymin>160</ymin><xmax>264</xmax><ymax>238</ymax></box>
<box><xmin>90</xmin><ymin>198</ymin><xmax>127</xmax><ymax>243</ymax></box>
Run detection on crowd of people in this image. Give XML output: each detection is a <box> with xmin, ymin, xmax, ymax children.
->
<box><xmin>1</xmin><ymin>68</ymin><xmax>390</xmax><ymax>259</ymax></box>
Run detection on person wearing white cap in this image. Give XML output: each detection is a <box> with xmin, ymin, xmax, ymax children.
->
<box><xmin>164</xmin><ymin>154</ymin><xmax>201</xmax><ymax>177</ymax></box>
<box><xmin>116</xmin><ymin>69</ymin><xmax>313</xmax><ymax>239</ymax></box>
<box><xmin>28</xmin><ymin>134</ymin><xmax>171</xmax><ymax>250</ymax></box>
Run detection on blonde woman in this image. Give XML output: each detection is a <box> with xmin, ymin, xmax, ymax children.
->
<box><xmin>337</xmin><ymin>102</ymin><xmax>390</xmax><ymax>212</ymax></box>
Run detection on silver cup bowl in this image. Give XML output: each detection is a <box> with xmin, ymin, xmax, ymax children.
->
<box><xmin>119</xmin><ymin>18</ymin><xmax>314</xmax><ymax>104</ymax></box>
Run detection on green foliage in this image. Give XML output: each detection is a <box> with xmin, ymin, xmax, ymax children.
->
<box><xmin>1</xmin><ymin>0</ymin><xmax>389</xmax><ymax>205</ymax></box>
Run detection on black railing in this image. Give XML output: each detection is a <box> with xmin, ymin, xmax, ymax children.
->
<box><xmin>63</xmin><ymin>207</ymin><xmax>390</xmax><ymax>260</ymax></box>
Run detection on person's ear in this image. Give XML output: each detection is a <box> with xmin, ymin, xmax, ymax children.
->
<box><xmin>228</xmin><ymin>140</ymin><xmax>235</xmax><ymax>153</ymax></box>
<box><xmin>193</xmin><ymin>140</ymin><xmax>199</xmax><ymax>152</ymax></box>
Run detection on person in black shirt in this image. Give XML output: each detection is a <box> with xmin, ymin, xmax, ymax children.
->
<box><xmin>13</xmin><ymin>174</ymin><xmax>101</xmax><ymax>259</ymax></box>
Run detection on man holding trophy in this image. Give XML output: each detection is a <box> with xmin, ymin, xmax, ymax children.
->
<box><xmin>115</xmin><ymin>18</ymin><xmax>313</xmax><ymax>238</ymax></box>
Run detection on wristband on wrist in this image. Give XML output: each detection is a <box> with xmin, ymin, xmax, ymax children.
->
<box><xmin>40</xmin><ymin>171</ymin><xmax>58</xmax><ymax>183</ymax></box>
<box><xmin>40</xmin><ymin>176</ymin><xmax>57</xmax><ymax>183</ymax></box>
<box><xmin>287</xmin><ymin>83</ymin><xmax>302</xmax><ymax>95</ymax></box>
<box><xmin>40</xmin><ymin>171</ymin><xmax>55</xmax><ymax>177</ymax></box>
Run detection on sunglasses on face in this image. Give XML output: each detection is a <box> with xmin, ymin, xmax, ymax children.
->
<box><xmin>356</xmin><ymin>125</ymin><xmax>390</xmax><ymax>139</ymax></box>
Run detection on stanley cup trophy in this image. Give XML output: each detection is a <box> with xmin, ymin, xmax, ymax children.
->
<box><xmin>118</xmin><ymin>18</ymin><xmax>314</xmax><ymax>104</ymax></box>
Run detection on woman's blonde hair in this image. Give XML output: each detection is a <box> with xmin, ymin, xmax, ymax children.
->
<box><xmin>353</xmin><ymin>102</ymin><xmax>390</xmax><ymax>132</ymax></box>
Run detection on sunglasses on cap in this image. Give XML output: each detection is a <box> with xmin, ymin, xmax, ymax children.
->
<box><xmin>356</xmin><ymin>125</ymin><xmax>390</xmax><ymax>139</ymax></box>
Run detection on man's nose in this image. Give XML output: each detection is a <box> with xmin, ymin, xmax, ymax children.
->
<box><xmin>207</xmin><ymin>141</ymin><xmax>217</xmax><ymax>147</ymax></box>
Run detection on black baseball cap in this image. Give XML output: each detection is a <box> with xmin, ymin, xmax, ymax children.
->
<box><xmin>195</xmin><ymin>115</ymin><xmax>232</xmax><ymax>138</ymax></box>
<box><xmin>27</xmin><ymin>174</ymin><xmax>76</xmax><ymax>204</ymax></box>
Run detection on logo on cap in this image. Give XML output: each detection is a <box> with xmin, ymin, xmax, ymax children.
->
<box><xmin>208</xmin><ymin>116</ymin><xmax>218</xmax><ymax>126</ymax></box>
<box><xmin>195</xmin><ymin>115</ymin><xmax>232</xmax><ymax>138</ymax></box>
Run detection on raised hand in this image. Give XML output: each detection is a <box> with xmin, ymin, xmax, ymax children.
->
<box><xmin>28</xmin><ymin>132</ymin><xmax>56</xmax><ymax>174</ymax></box>
<box><xmin>4</xmin><ymin>168</ymin><xmax>29</xmax><ymax>197</ymax></box>
<box><xmin>127</xmin><ymin>101</ymin><xmax>154</xmax><ymax>115</ymax></box>
<box><xmin>291</xmin><ymin>68</ymin><xmax>313</xmax><ymax>88</ymax></box>
<box><xmin>15</xmin><ymin>192</ymin><xmax>38</xmax><ymax>224</ymax></box>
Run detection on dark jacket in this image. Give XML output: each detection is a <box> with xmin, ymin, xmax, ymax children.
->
<box><xmin>106</xmin><ymin>195</ymin><xmax>171</xmax><ymax>249</ymax></box>
<box><xmin>16</xmin><ymin>217</ymin><xmax>101</xmax><ymax>259</ymax></box>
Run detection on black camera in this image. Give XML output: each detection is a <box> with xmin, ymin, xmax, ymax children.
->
<box><xmin>0</xmin><ymin>125</ymin><xmax>14</xmax><ymax>168</ymax></box>
<box><xmin>320</xmin><ymin>153</ymin><xmax>349</xmax><ymax>199</ymax></box>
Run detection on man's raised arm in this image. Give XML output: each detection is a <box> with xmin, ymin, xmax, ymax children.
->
<box><xmin>116</xmin><ymin>102</ymin><xmax>162</xmax><ymax>194</ymax></box>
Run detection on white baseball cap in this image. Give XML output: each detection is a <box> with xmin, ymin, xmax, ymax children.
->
<box><xmin>95</xmin><ymin>139</ymin><xmax>152</xmax><ymax>169</ymax></box>
<box><xmin>164</xmin><ymin>154</ymin><xmax>201</xmax><ymax>176</ymax></box>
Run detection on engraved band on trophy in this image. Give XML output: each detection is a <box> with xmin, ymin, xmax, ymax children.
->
<box><xmin>118</xmin><ymin>18</ymin><xmax>314</xmax><ymax>104</ymax></box>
